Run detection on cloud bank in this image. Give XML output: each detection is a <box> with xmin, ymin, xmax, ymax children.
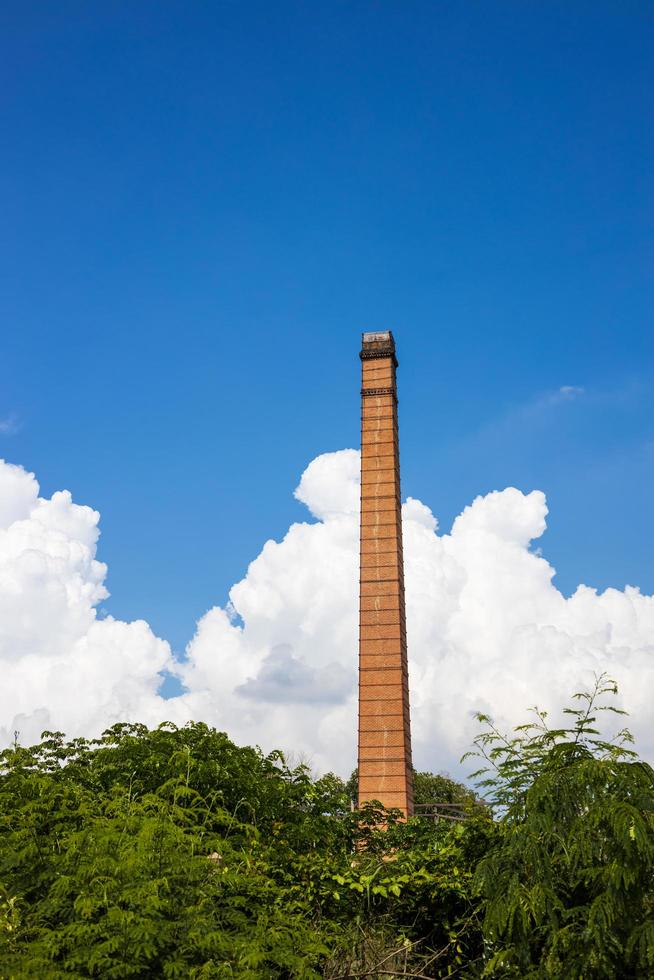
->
<box><xmin>1</xmin><ymin>452</ymin><xmax>653</xmax><ymax>777</ymax></box>
<box><xmin>0</xmin><ymin>459</ymin><xmax>182</xmax><ymax>747</ymax></box>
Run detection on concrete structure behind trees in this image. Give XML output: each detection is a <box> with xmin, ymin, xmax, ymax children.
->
<box><xmin>358</xmin><ymin>331</ymin><xmax>414</xmax><ymax>816</ymax></box>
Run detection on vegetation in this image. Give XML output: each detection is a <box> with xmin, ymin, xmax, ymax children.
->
<box><xmin>0</xmin><ymin>677</ymin><xmax>652</xmax><ymax>978</ymax></box>
<box><xmin>467</xmin><ymin>675</ymin><xmax>654</xmax><ymax>977</ymax></box>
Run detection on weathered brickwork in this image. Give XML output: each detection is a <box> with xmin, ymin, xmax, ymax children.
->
<box><xmin>357</xmin><ymin>331</ymin><xmax>414</xmax><ymax>817</ymax></box>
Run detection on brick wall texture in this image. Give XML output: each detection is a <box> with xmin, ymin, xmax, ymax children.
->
<box><xmin>358</xmin><ymin>332</ymin><xmax>414</xmax><ymax>816</ymax></box>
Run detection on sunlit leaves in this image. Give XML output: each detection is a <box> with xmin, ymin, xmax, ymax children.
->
<box><xmin>1</xmin><ymin>680</ymin><xmax>651</xmax><ymax>977</ymax></box>
<box><xmin>470</xmin><ymin>675</ymin><xmax>654</xmax><ymax>978</ymax></box>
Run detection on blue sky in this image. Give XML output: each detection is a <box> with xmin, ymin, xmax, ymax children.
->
<box><xmin>1</xmin><ymin>2</ymin><xmax>652</xmax><ymax>656</ymax></box>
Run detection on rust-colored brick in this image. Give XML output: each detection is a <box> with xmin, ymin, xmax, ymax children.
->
<box><xmin>357</xmin><ymin>331</ymin><xmax>414</xmax><ymax>817</ymax></box>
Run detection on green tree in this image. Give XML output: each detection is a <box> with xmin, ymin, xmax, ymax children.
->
<box><xmin>468</xmin><ymin>675</ymin><xmax>654</xmax><ymax>978</ymax></box>
<box><xmin>0</xmin><ymin>723</ymin><xmax>337</xmax><ymax>978</ymax></box>
<box><xmin>413</xmin><ymin>769</ymin><xmax>478</xmax><ymax>807</ymax></box>
<box><xmin>0</xmin><ymin>722</ymin><xmax>484</xmax><ymax>978</ymax></box>
<box><xmin>3</xmin><ymin>679</ymin><xmax>650</xmax><ymax>978</ymax></box>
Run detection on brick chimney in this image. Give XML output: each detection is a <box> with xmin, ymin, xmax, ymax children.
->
<box><xmin>358</xmin><ymin>331</ymin><xmax>414</xmax><ymax>816</ymax></box>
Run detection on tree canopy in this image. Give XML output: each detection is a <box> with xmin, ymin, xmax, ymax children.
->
<box><xmin>0</xmin><ymin>677</ymin><xmax>652</xmax><ymax>978</ymax></box>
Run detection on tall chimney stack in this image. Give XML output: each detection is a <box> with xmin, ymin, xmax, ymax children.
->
<box><xmin>358</xmin><ymin>331</ymin><xmax>414</xmax><ymax>817</ymax></box>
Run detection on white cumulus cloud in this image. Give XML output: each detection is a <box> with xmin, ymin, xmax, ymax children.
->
<box><xmin>1</xmin><ymin>451</ymin><xmax>653</xmax><ymax>780</ymax></box>
<box><xmin>178</xmin><ymin>450</ymin><xmax>654</xmax><ymax>776</ymax></box>
<box><xmin>0</xmin><ymin>459</ymin><xmax>186</xmax><ymax>747</ymax></box>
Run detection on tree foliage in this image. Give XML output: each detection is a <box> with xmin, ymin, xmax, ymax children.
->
<box><xmin>0</xmin><ymin>678</ymin><xmax>652</xmax><ymax>978</ymax></box>
<box><xmin>468</xmin><ymin>674</ymin><xmax>654</xmax><ymax>978</ymax></box>
<box><xmin>0</xmin><ymin>722</ymin><xmax>487</xmax><ymax>977</ymax></box>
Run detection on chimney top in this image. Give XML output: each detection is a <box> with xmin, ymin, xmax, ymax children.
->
<box><xmin>360</xmin><ymin>330</ymin><xmax>397</xmax><ymax>366</ymax></box>
<box><xmin>362</xmin><ymin>330</ymin><xmax>394</xmax><ymax>346</ymax></box>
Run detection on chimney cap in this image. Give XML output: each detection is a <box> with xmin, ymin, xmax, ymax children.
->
<box><xmin>360</xmin><ymin>330</ymin><xmax>398</xmax><ymax>366</ymax></box>
<box><xmin>362</xmin><ymin>330</ymin><xmax>395</xmax><ymax>346</ymax></box>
